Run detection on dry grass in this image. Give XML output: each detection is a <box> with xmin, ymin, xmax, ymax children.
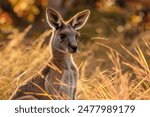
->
<box><xmin>0</xmin><ymin>26</ymin><xmax>150</xmax><ymax>100</ymax></box>
<box><xmin>77</xmin><ymin>41</ymin><xmax>150</xmax><ymax>100</ymax></box>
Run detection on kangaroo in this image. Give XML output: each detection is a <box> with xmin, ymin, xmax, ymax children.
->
<box><xmin>10</xmin><ymin>8</ymin><xmax>90</xmax><ymax>100</ymax></box>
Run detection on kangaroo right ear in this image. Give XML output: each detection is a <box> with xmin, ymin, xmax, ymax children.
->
<box><xmin>46</xmin><ymin>8</ymin><xmax>63</xmax><ymax>29</ymax></box>
<box><xmin>68</xmin><ymin>10</ymin><xmax>90</xmax><ymax>30</ymax></box>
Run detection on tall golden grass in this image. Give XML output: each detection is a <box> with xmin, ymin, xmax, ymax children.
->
<box><xmin>0</xmin><ymin>26</ymin><xmax>150</xmax><ymax>100</ymax></box>
<box><xmin>78</xmin><ymin>41</ymin><xmax>150</xmax><ymax>100</ymax></box>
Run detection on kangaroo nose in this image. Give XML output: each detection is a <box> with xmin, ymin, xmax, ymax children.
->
<box><xmin>71</xmin><ymin>45</ymin><xmax>77</xmax><ymax>52</ymax></box>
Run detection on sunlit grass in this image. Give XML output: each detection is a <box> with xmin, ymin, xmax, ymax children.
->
<box><xmin>77</xmin><ymin>41</ymin><xmax>150</xmax><ymax>100</ymax></box>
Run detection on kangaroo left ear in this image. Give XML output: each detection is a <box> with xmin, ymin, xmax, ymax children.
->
<box><xmin>46</xmin><ymin>8</ymin><xmax>63</xmax><ymax>29</ymax></box>
<box><xmin>68</xmin><ymin>10</ymin><xmax>90</xmax><ymax>30</ymax></box>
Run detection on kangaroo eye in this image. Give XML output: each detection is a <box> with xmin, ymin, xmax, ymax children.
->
<box><xmin>60</xmin><ymin>34</ymin><xmax>66</xmax><ymax>40</ymax></box>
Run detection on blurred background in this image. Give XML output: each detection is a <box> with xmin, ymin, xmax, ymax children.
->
<box><xmin>0</xmin><ymin>0</ymin><xmax>150</xmax><ymax>45</ymax></box>
<box><xmin>0</xmin><ymin>0</ymin><xmax>150</xmax><ymax>100</ymax></box>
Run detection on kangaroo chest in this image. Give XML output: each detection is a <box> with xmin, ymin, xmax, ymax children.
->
<box><xmin>44</xmin><ymin>65</ymin><xmax>78</xmax><ymax>100</ymax></box>
<box><xmin>59</xmin><ymin>69</ymin><xmax>77</xmax><ymax>99</ymax></box>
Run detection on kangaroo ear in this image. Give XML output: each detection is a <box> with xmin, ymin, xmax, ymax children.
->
<box><xmin>68</xmin><ymin>10</ymin><xmax>90</xmax><ymax>30</ymax></box>
<box><xmin>46</xmin><ymin>8</ymin><xmax>63</xmax><ymax>29</ymax></box>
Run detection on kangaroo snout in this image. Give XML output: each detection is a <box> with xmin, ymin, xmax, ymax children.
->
<box><xmin>68</xmin><ymin>42</ymin><xmax>78</xmax><ymax>53</ymax></box>
<box><xmin>71</xmin><ymin>45</ymin><xmax>78</xmax><ymax>52</ymax></box>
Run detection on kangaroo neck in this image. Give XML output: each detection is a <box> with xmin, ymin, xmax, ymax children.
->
<box><xmin>50</xmin><ymin>48</ymin><xmax>73</xmax><ymax>70</ymax></box>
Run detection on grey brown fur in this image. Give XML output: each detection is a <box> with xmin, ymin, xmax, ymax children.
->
<box><xmin>10</xmin><ymin>8</ymin><xmax>90</xmax><ymax>100</ymax></box>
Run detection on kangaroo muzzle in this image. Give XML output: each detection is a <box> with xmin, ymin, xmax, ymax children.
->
<box><xmin>68</xmin><ymin>43</ymin><xmax>78</xmax><ymax>53</ymax></box>
<box><xmin>71</xmin><ymin>45</ymin><xmax>77</xmax><ymax>52</ymax></box>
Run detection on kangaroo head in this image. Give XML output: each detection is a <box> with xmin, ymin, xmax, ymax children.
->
<box><xmin>46</xmin><ymin>8</ymin><xmax>90</xmax><ymax>54</ymax></box>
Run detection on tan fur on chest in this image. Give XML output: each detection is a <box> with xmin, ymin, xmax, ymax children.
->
<box><xmin>44</xmin><ymin>62</ymin><xmax>78</xmax><ymax>100</ymax></box>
